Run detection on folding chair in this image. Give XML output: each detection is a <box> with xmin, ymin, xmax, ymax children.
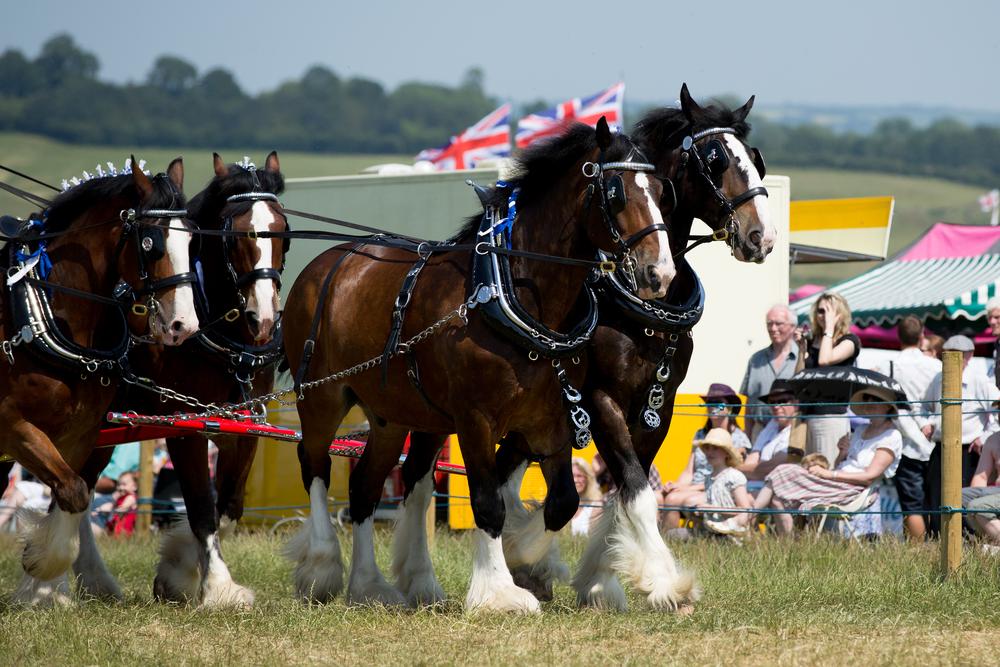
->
<box><xmin>812</xmin><ymin>485</ymin><xmax>875</xmax><ymax>542</ymax></box>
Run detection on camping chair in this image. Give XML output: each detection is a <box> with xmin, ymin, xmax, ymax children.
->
<box><xmin>812</xmin><ymin>485</ymin><xmax>876</xmax><ymax>542</ymax></box>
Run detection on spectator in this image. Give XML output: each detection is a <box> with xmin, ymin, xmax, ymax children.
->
<box><xmin>741</xmin><ymin>304</ymin><xmax>800</xmax><ymax>440</ymax></box>
<box><xmin>922</xmin><ymin>335</ymin><xmax>1000</xmax><ymax>533</ymax></box>
<box><xmin>570</xmin><ymin>458</ymin><xmax>603</xmax><ymax>536</ymax></box>
<box><xmin>0</xmin><ymin>464</ymin><xmax>51</xmax><ymax>532</ymax></box>
<box><xmin>881</xmin><ymin>315</ymin><xmax>941</xmax><ymax>541</ymax></box>
<box><xmin>988</xmin><ymin>297</ymin><xmax>1000</xmax><ymax>389</ymax></box>
<box><xmin>662</xmin><ymin>384</ymin><xmax>751</xmax><ymax>533</ymax></box>
<box><xmin>103</xmin><ymin>471</ymin><xmax>139</xmax><ymax>537</ymax></box>
<box><xmin>797</xmin><ymin>291</ymin><xmax>861</xmax><ymax>464</ymax></box>
<box><xmin>961</xmin><ymin>434</ymin><xmax>1000</xmax><ymax>554</ymax></box>
<box><xmin>710</xmin><ymin>385</ymin><xmax>903</xmax><ymax>536</ymax></box>
<box><xmin>691</xmin><ymin>428</ymin><xmax>753</xmax><ymax>533</ymax></box>
<box><xmin>90</xmin><ymin>443</ymin><xmax>140</xmax><ymax>533</ymax></box>
<box><xmin>738</xmin><ymin>379</ymin><xmax>800</xmax><ymax>492</ymax></box>
<box><xmin>920</xmin><ymin>333</ymin><xmax>945</xmax><ymax>360</ymax></box>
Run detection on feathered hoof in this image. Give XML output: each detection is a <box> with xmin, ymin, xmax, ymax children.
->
<box><xmin>200</xmin><ymin>582</ymin><xmax>255</xmax><ymax>610</ymax></box>
<box><xmin>465</xmin><ymin>582</ymin><xmax>541</xmax><ymax>614</ymax></box>
<box><xmin>511</xmin><ymin>566</ymin><xmax>554</xmax><ymax>602</ymax></box>
<box><xmin>346</xmin><ymin>578</ymin><xmax>406</xmax><ymax>608</ymax></box>
<box><xmin>13</xmin><ymin>573</ymin><xmax>72</xmax><ymax>607</ymax></box>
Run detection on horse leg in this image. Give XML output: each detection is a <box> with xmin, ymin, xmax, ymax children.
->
<box><xmin>575</xmin><ymin>391</ymin><xmax>697</xmax><ymax>611</ymax></box>
<box><xmin>345</xmin><ymin>421</ymin><xmax>407</xmax><ymax>607</ymax></box>
<box><xmin>392</xmin><ymin>431</ymin><xmax>447</xmax><ymax>607</ymax></box>
<box><xmin>499</xmin><ymin>438</ymin><xmax>573</xmax><ymax>601</ymax></box>
<box><xmin>155</xmin><ymin>435</ymin><xmax>254</xmax><ymax>608</ymax></box>
<box><xmin>460</xmin><ymin>413</ymin><xmax>540</xmax><ymax>614</ymax></box>
<box><xmin>285</xmin><ymin>392</ymin><xmax>348</xmax><ymax>603</ymax></box>
<box><xmin>213</xmin><ymin>435</ymin><xmax>257</xmax><ymax>538</ymax></box>
<box><xmin>6</xmin><ymin>422</ymin><xmax>90</xmax><ymax>605</ymax></box>
<box><xmin>72</xmin><ymin>446</ymin><xmax>123</xmax><ymax>602</ymax></box>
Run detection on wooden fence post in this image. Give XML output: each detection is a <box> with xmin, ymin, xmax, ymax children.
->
<box><xmin>137</xmin><ymin>440</ymin><xmax>156</xmax><ymax>535</ymax></box>
<box><xmin>940</xmin><ymin>350</ymin><xmax>963</xmax><ymax>578</ymax></box>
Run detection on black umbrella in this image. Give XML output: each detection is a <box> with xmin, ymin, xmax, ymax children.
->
<box><xmin>786</xmin><ymin>366</ymin><xmax>909</xmax><ymax>408</ymax></box>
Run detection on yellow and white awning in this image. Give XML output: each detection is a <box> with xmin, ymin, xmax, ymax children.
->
<box><xmin>790</xmin><ymin>196</ymin><xmax>894</xmax><ymax>263</ymax></box>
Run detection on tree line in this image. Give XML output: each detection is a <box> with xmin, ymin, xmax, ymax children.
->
<box><xmin>2</xmin><ymin>35</ymin><xmax>999</xmax><ymax>188</ymax></box>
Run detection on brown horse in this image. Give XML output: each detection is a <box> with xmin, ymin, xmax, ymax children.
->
<box><xmin>481</xmin><ymin>84</ymin><xmax>776</xmax><ymax>610</ymax></box>
<box><xmin>282</xmin><ymin>119</ymin><xmax>673</xmax><ymax>611</ymax></box>
<box><xmin>67</xmin><ymin>152</ymin><xmax>288</xmax><ymax>607</ymax></box>
<box><xmin>0</xmin><ymin>158</ymin><xmax>198</xmax><ymax>604</ymax></box>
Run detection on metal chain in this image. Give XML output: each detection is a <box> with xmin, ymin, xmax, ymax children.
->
<box><xmin>132</xmin><ymin>301</ymin><xmax>472</xmax><ymax>421</ymax></box>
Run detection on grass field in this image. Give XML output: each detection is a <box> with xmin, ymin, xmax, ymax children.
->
<box><xmin>1</xmin><ymin>528</ymin><xmax>999</xmax><ymax>666</ymax></box>
<box><xmin>0</xmin><ymin>132</ymin><xmax>991</xmax><ymax>289</ymax></box>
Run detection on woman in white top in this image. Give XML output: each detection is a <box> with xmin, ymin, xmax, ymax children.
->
<box><xmin>570</xmin><ymin>457</ymin><xmax>603</xmax><ymax>536</ymax></box>
<box><xmin>712</xmin><ymin>385</ymin><xmax>903</xmax><ymax>536</ymax></box>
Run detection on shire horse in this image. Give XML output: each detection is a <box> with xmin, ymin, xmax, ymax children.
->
<box><xmin>0</xmin><ymin>159</ymin><xmax>199</xmax><ymax>604</ymax></box>
<box><xmin>469</xmin><ymin>84</ymin><xmax>776</xmax><ymax>610</ymax></box>
<box><xmin>283</xmin><ymin>119</ymin><xmax>674</xmax><ymax>611</ymax></box>
<box><xmin>70</xmin><ymin>152</ymin><xmax>288</xmax><ymax>607</ymax></box>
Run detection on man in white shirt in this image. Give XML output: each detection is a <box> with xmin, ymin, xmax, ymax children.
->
<box><xmin>921</xmin><ymin>335</ymin><xmax>1000</xmax><ymax>534</ymax></box>
<box><xmin>881</xmin><ymin>316</ymin><xmax>941</xmax><ymax>540</ymax></box>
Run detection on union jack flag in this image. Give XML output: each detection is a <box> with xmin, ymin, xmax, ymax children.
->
<box><xmin>515</xmin><ymin>82</ymin><xmax>625</xmax><ymax>149</ymax></box>
<box><xmin>415</xmin><ymin>103</ymin><xmax>511</xmax><ymax>170</ymax></box>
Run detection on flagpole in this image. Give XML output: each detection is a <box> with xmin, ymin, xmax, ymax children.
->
<box><xmin>992</xmin><ymin>203</ymin><xmax>999</xmax><ymax>227</ymax></box>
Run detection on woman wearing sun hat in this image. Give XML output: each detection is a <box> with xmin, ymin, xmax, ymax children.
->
<box><xmin>662</xmin><ymin>384</ymin><xmax>751</xmax><ymax>536</ymax></box>
<box><xmin>691</xmin><ymin>428</ymin><xmax>753</xmax><ymax>531</ymax></box>
<box><xmin>710</xmin><ymin>384</ymin><xmax>902</xmax><ymax>536</ymax></box>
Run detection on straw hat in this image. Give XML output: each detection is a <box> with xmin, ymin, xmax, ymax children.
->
<box><xmin>695</xmin><ymin>428</ymin><xmax>742</xmax><ymax>468</ymax></box>
<box><xmin>850</xmin><ymin>386</ymin><xmax>901</xmax><ymax>413</ymax></box>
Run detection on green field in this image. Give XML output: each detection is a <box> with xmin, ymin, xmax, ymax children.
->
<box><xmin>0</xmin><ymin>529</ymin><xmax>998</xmax><ymax>666</ymax></box>
<box><xmin>1</xmin><ymin>132</ymin><xmax>990</xmax><ymax>289</ymax></box>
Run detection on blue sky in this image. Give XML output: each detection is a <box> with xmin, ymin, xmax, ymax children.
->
<box><xmin>3</xmin><ymin>0</ymin><xmax>998</xmax><ymax>111</ymax></box>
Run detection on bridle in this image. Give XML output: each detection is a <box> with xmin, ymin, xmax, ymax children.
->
<box><xmin>219</xmin><ymin>190</ymin><xmax>289</xmax><ymax>316</ymax></box>
<box><xmin>581</xmin><ymin>144</ymin><xmax>665</xmax><ymax>289</ymax></box>
<box><xmin>672</xmin><ymin>126</ymin><xmax>768</xmax><ymax>258</ymax></box>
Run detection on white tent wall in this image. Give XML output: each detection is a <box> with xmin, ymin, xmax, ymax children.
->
<box><xmin>679</xmin><ymin>174</ymin><xmax>791</xmax><ymax>393</ymax></box>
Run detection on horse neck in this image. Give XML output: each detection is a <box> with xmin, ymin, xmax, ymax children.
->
<box><xmin>44</xmin><ymin>200</ymin><xmax>126</xmax><ymax>343</ymax></box>
<box><xmin>507</xmin><ymin>188</ymin><xmax>592</xmax><ymax>328</ymax></box>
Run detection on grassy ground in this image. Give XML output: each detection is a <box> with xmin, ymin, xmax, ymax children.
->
<box><xmin>1</xmin><ymin>528</ymin><xmax>998</xmax><ymax>666</ymax></box>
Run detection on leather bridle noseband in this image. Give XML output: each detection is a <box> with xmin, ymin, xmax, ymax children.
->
<box><xmin>672</xmin><ymin>126</ymin><xmax>768</xmax><ymax>258</ymax></box>
<box><xmin>219</xmin><ymin>191</ymin><xmax>288</xmax><ymax>315</ymax></box>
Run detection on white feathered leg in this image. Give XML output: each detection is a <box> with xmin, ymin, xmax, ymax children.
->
<box><xmin>284</xmin><ymin>477</ymin><xmax>343</xmax><ymax>603</ymax></box>
<box><xmin>154</xmin><ymin>521</ymin><xmax>202</xmax><ymax>603</ymax></box>
<box><xmin>13</xmin><ymin>572</ymin><xmax>72</xmax><ymax>607</ymax></box>
<box><xmin>73</xmin><ymin>505</ymin><xmax>123</xmax><ymax>602</ymax></box>
<box><xmin>572</xmin><ymin>497</ymin><xmax>627</xmax><ymax>611</ymax></box>
<box><xmin>465</xmin><ymin>529</ymin><xmax>540</xmax><ymax>614</ymax></box>
<box><xmin>347</xmin><ymin>517</ymin><xmax>405</xmax><ymax>606</ymax></box>
<box><xmin>18</xmin><ymin>506</ymin><xmax>83</xmax><ymax>582</ymax></box>
<box><xmin>607</xmin><ymin>487</ymin><xmax>698</xmax><ymax>610</ymax></box>
<box><xmin>199</xmin><ymin>532</ymin><xmax>254</xmax><ymax>609</ymax></box>
<box><xmin>392</xmin><ymin>470</ymin><xmax>445</xmax><ymax>607</ymax></box>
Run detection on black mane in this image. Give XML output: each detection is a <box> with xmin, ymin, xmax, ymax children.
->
<box><xmin>43</xmin><ymin>170</ymin><xmax>183</xmax><ymax>233</ymax></box>
<box><xmin>455</xmin><ymin>122</ymin><xmax>638</xmax><ymax>241</ymax></box>
<box><xmin>633</xmin><ymin>101</ymin><xmax>752</xmax><ymax>155</ymax></box>
<box><xmin>188</xmin><ymin>164</ymin><xmax>285</xmax><ymax>227</ymax></box>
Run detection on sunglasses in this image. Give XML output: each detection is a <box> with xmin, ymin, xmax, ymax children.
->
<box><xmin>707</xmin><ymin>404</ymin><xmax>729</xmax><ymax>415</ymax></box>
<box><xmin>860</xmin><ymin>393</ymin><xmax>884</xmax><ymax>403</ymax></box>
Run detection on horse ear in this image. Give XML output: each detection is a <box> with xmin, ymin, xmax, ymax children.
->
<box><xmin>679</xmin><ymin>83</ymin><xmax>702</xmax><ymax>121</ymax></box>
<box><xmin>596</xmin><ymin>116</ymin><xmax>612</xmax><ymax>151</ymax></box>
<box><xmin>264</xmin><ymin>151</ymin><xmax>280</xmax><ymax>173</ymax></box>
<box><xmin>167</xmin><ymin>157</ymin><xmax>184</xmax><ymax>191</ymax></box>
<box><xmin>130</xmin><ymin>154</ymin><xmax>153</xmax><ymax>199</ymax></box>
<box><xmin>213</xmin><ymin>152</ymin><xmax>228</xmax><ymax>178</ymax></box>
<box><xmin>734</xmin><ymin>94</ymin><xmax>756</xmax><ymax>122</ymax></box>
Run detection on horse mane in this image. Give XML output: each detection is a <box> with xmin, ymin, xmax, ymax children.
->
<box><xmin>43</xmin><ymin>171</ymin><xmax>184</xmax><ymax>233</ymax></box>
<box><xmin>632</xmin><ymin>101</ymin><xmax>752</xmax><ymax>154</ymax></box>
<box><xmin>188</xmin><ymin>165</ymin><xmax>285</xmax><ymax>226</ymax></box>
<box><xmin>454</xmin><ymin>122</ymin><xmax>638</xmax><ymax>241</ymax></box>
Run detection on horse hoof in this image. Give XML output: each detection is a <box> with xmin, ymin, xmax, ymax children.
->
<box><xmin>465</xmin><ymin>583</ymin><xmax>541</xmax><ymax>614</ymax></box>
<box><xmin>399</xmin><ymin>571</ymin><xmax>446</xmax><ymax>608</ymax></box>
<box><xmin>200</xmin><ymin>583</ymin><xmax>255</xmax><ymax>610</ymax></box>
<box><xmin>13</xmin><ymin>574</ymin><xmax>73</xmax><ymax>607</ymax></box>
<box><xmin>154</xmin><ymin>574</ymin><xmax>197</xmax><ymax>605</ymax></box>
<box><xmin>347</xmin><ymin>580</ymin><xmax>406</xmax><ymax>608</ymax></box>
<box><xmin>576</xmin><ymin>576</ymin><xmax>628</xmax><ymax>612</ymax></box>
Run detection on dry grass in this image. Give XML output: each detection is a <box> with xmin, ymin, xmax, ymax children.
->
<box><xmin>0</xmin><ymin>528</ymin><xmax>998</xmax><ymax>666</ymax></box>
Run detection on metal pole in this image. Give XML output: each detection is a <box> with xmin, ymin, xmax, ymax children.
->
<box><xmin>137</xmin><ymin>440</ymin><xmax>156</xmax><ymax>535</ymax></box>
<box><xmin>940</xmin><ymin>350</ymin><xmax>963</xmax><ymax>578</ymax></box>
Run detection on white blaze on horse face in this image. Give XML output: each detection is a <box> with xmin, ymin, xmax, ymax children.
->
<box><xmin>633</xmin><ymin>172</ymin><xmax>675</xmax><ymax>299</ymax></box>
<box><xmin>247</xmin><ymin>201</ymin><xmax>279</xmax><ymax>342</ymax></box>
<box><xmin>160</xmin><ymin>219</ymin><xmax>198</xmax><ymax>345</ymax></box>
<box><xmin>722</xmin><ymin>135</ymin><xmax>776</xmax><ymax>259</ymax></box>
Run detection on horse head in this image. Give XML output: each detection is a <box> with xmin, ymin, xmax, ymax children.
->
<box><xmin>199</xmin><ymin>151</ymin><xmax>287</xmax><ymax>344</ymax></box>
<box><xmin>636</xmin><ymin>84</ymin><xmax>776</xmax><ymax>264</ymax></box>
<box><xmin>124</xmin><ymin>156</ymin><xmax>199</xmax><ymax>346</ymax></box>
<box><xmin>587</xmin><ymin>117</ymin><xmax>675</xmax><ymax>299</ymax></box>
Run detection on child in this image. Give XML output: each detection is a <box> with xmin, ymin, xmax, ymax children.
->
<box><xmin>800</xmin><ymin>453</ymin><xmax>830</xmax><ymax>470</ymax></box>
<box><xmin>105</xmin><ymin>471</ymin><xmax>139</xmax><ymax>537</ymax></box>
<box><xmin>693</xmin><ymin>428</ymin><xmax>753</xmax><ymax>532</ymax></box>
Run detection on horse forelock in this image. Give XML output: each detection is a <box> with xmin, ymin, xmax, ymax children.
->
<box><xmin>188</xmin><ymin>165</ymin><xmax>285</xmax><ymax>226</ymax></box>
<box><xmin>634</xmin><ymin>103</ymin><xmax>752</xmax><ymax>158</ymax></box>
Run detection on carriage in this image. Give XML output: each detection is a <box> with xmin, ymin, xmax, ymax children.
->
<box><xmin>0</xmin><ymin>86</ymin><xmax>778</xmax><ymax>612</ymax></box>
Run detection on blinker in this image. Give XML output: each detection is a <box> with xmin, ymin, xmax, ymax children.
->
<box><xmin>700</xmin><ymin>139</ymin><xmax>730</xmax><ymax>182</ymax></box>
<box><xmin>752</xmin><ymin>147</ymin><xmax>766</xmax><ymax>179</ymax></box>
<box><xmin>606</xmin><ymin>174</ymin><xmax>626</xmax><ymax>215</ymax></box>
